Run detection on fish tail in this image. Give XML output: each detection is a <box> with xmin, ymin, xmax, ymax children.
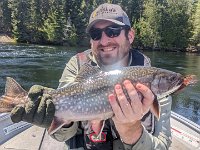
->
<box><xmin>0</xmin><ymin>77</ymin><xmax>28</xmax><ymax>113</ymax></box>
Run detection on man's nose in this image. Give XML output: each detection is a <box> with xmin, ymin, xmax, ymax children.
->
<box><xmin>99</xmin><ymin>32</ymin><xmax>111</xmax><ymax>46</ymax></box>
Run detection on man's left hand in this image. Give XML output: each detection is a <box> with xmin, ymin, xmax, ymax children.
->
<box><xmin>108</xmin><ymin>80</ymin><xmax>155</xmax><ymax>145</ymax></box>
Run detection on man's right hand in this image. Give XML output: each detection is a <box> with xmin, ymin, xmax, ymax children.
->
<box><xmin>10</xmin><ymin>85</ymin><xmax>55</xmax><ymax>129</ymax></box>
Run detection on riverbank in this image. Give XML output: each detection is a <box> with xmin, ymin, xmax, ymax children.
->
<box><xmin>0</xmin><ymin>34</ymin><xmax>199</xmax><ymax>53</ymax></box>
<box><xmin>0</xmin><ymin>34</ymin><xmax>16</xmax><ymax>43</ymax></box>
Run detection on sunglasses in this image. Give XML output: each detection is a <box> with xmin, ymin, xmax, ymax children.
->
<box><xmin>89</xmin><ymin>25</ymin><xmax>128</xmax><ymax>41</ymax></box>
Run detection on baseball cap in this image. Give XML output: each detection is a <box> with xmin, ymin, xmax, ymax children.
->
<box><xmin>86</xmin><ymin>3</ymin><xmax>131</xmax><ymax>33</ymax></box>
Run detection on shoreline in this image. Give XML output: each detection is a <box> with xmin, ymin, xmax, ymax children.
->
<box><xmin>0</xmin><ymin>34</ymin><xmax>16</xmax><ymax>43</ymax></box>
<box><xmin>0</xmin><ymin>34</ymin><xmax>199</xmax><ymax>53</ymax></box>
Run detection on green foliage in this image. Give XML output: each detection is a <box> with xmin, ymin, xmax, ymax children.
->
<box><xmin>0</xmin><ymin>0</ymin><xmax>198</xmax><ymax>49</ymax></box>
<box><xmin>135</xmin><ymin>0</ymin><xmax>161</xmax><ymax>48</ymax></box>
<box><xmin>10</xmin><ymin>0</ymin><xmax>33</xmax><ymax>42</ymax></box>
<box><xmin>191</xmin><ymin>0</ymin><xmax>200</xmax><ymax>45</ymax></box>
<box><xmin>1</xmin><ymin>0</ymin><xmax>12</xmax><ymax>33</ymax></box>
<box><xmin>42</xmin><ymin>6</ymin><xmax>66</xmax><ymax>44</ymax></box>
<box><xmin>159</xmin><ymin>0</ymin><xmax>193</xmax><ymax>49</ymax></box>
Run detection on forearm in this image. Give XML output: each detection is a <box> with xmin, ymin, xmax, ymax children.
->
<box><xmin>122</xmin><ymin>123</ymin><xmax>170</xmax><ymax>150</ymax></box>
<box><xmin>119</xmin><ymin>121</ymin><xmax>143</xmax><ymax>145</ymax></box>
<box><xmin>124</xmin><ymin>96</ymin><xmax>172</xmax><ymax>150</ymax></box>
<box><xmin>123</xmin><ymin>126</ymin><xmax>170</xmax><ymax>150</ymax></box>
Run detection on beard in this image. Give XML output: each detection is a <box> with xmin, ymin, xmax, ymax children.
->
<box><xmin>93</xmin><ymin>39</ymin><xmax>131</xmax><ymax>67</ymax></box>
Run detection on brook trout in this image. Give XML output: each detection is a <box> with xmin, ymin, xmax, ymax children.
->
<box><xmin>0</xmin><ymin>64</ymin><xmax>197</xmax><ymax>134</ymax></box>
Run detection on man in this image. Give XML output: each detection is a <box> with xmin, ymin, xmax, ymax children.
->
<box><xmin>11</xmin><ymin>3</ymin><xmax>172</xmax><ymax>150</ymax></box>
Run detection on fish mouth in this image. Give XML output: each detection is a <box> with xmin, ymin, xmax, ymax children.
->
<box><xmin>177</xmin><ymin>75</ymin><xmax>198</xmax><ymax>91</ymax></box>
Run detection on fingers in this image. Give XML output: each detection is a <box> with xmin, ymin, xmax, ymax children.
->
<box><xmin>10</xmin><ymin>106</ymin><xmax>25</xmax><ymax>123</ymax></box>
<box><xmin>33</xmin><ymin>94</ymin><xmax>55</xmax><ymax>128</ymax></box>
<box><xmin>109</xmin><ymin>80</ymin><xmax>155</xmax><ymax>123</ymax></box>
<box><xmin>28</xmin><ymin>85</ymin><xmax>44</xmax><ymax>100</ymax></box>
<box><xmin>123</xmin><ymin>80</ymin><xmax>143</xmax><ymax>119</ymax></box>
<box><xmin>10</xmin><ymin>93</ymin><xmax>55</xmax><ymax>129</ymax></box>
<box><xmin>33</xmin><ymin>95</ymin><xmax>48</xmax><ymax>125</ymax></box>
<box><xmin>23</xmin><ymin>98</ymin><xmax>40</xmax><ymax>123</ymax></box>
<box><xmin>108</xmin><ymin>94</ymin><xmax>125</xmax><ymax>121</ymax></box>
<box><xmin>136</xmin><ymin>83</ymin><xmax>155</xmax><ymax>113</ymax></box>
<box><xmin>114</xmin><ymin>84</ymin><xmax>135</xmax><ymax>119</ymax></box>
<box><xmin>42</xmin><ymin>98</ymin><xmax>55</xmax><ymax>128</ymax></box>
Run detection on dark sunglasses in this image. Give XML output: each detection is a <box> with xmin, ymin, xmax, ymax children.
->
<box><xmin>89</xmin><ymin>25</ymin><xmax>128</xmax><ymax>41</ymax></box>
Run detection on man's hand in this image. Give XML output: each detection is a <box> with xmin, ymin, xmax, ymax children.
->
<box><xmin>10</xmin><ymin>85</ymin><xmax>55</xmax><ymax>129</ymax></box>
<box><xmin>108</xmin><ymin>80</ymin><xmax>155</xmax><ymax>145</ymax></box>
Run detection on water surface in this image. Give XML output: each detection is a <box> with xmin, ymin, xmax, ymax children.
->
<box><xmin>0</xmin><ymin>44</ymin><xmax>199</xmax><ymax>124</ymax></box>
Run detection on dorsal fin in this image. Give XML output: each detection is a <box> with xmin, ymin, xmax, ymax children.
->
<box><xmin>5</xmin><ymin>77</ymin><xmax>28</xmax><ymax>97</ymax></box>
<box><xmin>75</xmin><ymin>64</ymin><xmax>101</xmax><ymax>82</ymax></box>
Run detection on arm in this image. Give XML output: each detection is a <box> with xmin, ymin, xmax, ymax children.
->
<box><xmin>129</xmin><ymin>96</ymin><xmax>172</xmax><ymax>150</ymax></box>
<box><xmin>109</xmin><ymin>81</ymin><xmax>172</xmax><ymax>150</ymax></box>
<box><xmin>51</xmin><ymin>55</ymin><xmax>80</xmax><ymax>142</ymax></box>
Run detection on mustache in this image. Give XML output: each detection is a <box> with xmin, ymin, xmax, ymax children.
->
<box><xmin>97</xmin><ymin>43</ymin><xmax>119</xmax><ymax>49</ymax></box>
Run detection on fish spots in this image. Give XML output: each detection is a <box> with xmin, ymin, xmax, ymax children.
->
<box><xmin>55</xmin><ymin>105</ymin><xmax>60</xmax><ymax>110</ymax></box>
<box><xmin>85</xmin><ymin>107</ymin><xmax>89</xmax><ymax>112</ymax></box>
<box><xmin>78</xmin><ymin>105</ymin><xmax>81</xmax><ymax>110</ymax></box>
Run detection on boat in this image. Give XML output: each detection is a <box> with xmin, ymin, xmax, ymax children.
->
<box><xmin>0</xmin><ymin>111</ymin><xmax>199</xmax><ymax>150</ymax></box>
<box><xmin>170</xmin><ymin>112</ymin><xmax>200</xmax><ymax>150</ymax></box>
<box><xmin>0</xmin><ymin>113</ymin><xmax>31</xmax><ymax>145</ymax></box>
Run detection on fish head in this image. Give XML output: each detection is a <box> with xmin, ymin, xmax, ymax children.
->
<box><xmin>151</xmin><ymin>70</ymin><xmax>184</xmax><ymax>98</ymax></box>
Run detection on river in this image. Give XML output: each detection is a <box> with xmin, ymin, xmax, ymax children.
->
<box><xmin>0</xmin><ymin>44</ymin><xmax>199</xmax><ymax>125</ymax></box>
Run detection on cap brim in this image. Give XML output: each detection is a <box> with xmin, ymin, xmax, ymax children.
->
<box><xmin>86</xmin><ymin>19</ymin><xmax>125</xmax><ymax>33</ymax></box>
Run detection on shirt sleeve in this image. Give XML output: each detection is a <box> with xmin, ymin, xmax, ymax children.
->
<box><xmin>123</xmin><ymin>96</ymin><xmax>172</xmax><ymax>150</ymax></box>
<box><xmin>57</xmin><ymin>55</ymin><xmax>80</xmax><ymax>88</ymax></box>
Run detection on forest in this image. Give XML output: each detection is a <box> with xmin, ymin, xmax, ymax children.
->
<box><xmin>0</xmin><ymin>0</ymin><xmax>199</xmax><ymax>52</ymax></box>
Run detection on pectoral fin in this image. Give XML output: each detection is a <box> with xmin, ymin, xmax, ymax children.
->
<box><xmin>150</xmin><ymin>97</ymin><xmax>160</xmax><ymax>120</ymax></box>
<box><xmin>48</xmin><ymin>117</ymin><xmax>66</xmax><ymax>135</ymax></box>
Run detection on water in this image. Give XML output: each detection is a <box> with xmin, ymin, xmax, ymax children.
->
<box><xmin>0</xmin><ymin>44</ymin><xmax>199</xmax><ymax>125</ymax></box>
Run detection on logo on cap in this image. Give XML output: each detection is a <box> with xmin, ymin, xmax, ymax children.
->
<box><xmin>92</xmin><ymin>6</ymin><xmax>118</xmax><ymax>18</ymax></box>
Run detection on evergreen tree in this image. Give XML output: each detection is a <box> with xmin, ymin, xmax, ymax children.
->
<box><xmin>40</xmin><ymin>0</ymin><xmax>51</xmax><ymax>20</ymax></box>
<box><xmin>42</xmin><ymin>0</ymin><xmax>66</xmax><ymax>44</ymax></box>
<box><xmin>0</xmin><ymin>0</ymin><xmax>196</xmax><ymax>49</ymax></box>
<box><xmin>0</xmin><ymin>2</ymin><xmax>4</xmax><ymax>33</ymax></box>
<box><xmin>1</xmin><ymin>0</ymin><xmax>12</xmax><ymax>34</ymax></box>
<box><xmin>30</xmin><ymin>0</ymin><xmax>44</xmax><ymax>43</ymax></box>
<box><xmin>160</xmin><ymin>0</ymin><xmax>193</xmax><ymax>49</ymax></box>
<box><xmin>67</xmin><ymin>0</ymin><xmax>87</xmax><ymax>45</ymax></box>
<box><xmin>135</xmin><ymin>0</ymin><xmax>161</xmax><ymax>49</ymax></box>
<box><xmin>10</xmin><ymin>0</ymin><xmax>33</xmax><ymax>42</ymax></box>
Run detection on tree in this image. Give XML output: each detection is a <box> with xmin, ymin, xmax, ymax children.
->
<box><xmin>1</xmin><ymin>0</ymin><xmax>12</xmax><ymax>34</ymax></box>
<box><xmin>42</xmin><ymin>0</ymin><xmax>66</xmax><ymax>44</ymax></box>
<box><xmin>135</xmin><ymin>0</ymin><xmax>161</xmax><ymax>49</ymax></box>
<box><xmin>160</xmin><ymin>0</ymin><xmax>193</xmax><ymax>50</ymax></box>
<box><xmin>191</xmin><ymin>0</ymin><xmax>200</xmax><ymax>45</ymax></box>
<box><xmin>10</xmin><ymin>0</ymin><xmax>33</xmax><ymax>42</ymax></box>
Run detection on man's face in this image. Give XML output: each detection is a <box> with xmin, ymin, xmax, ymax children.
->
<box><xmin>90</xmin><ymin>21</ymin><xmax>134</xmax><ymax>66</ymax></box>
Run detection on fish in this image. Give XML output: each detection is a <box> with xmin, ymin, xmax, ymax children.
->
<box><xmin>0</xmin><ymin>64</ymin><xmax>197</xmax><ymax>135</ymax></box>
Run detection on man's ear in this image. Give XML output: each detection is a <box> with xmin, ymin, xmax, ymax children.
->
<box><xmin>90</xmin><ymin>39</ymin><xmax>93</xmax><ymax>48</ymax></box>
<box><xmin>128</xmin><ymin>28</ymin><xmax>135</xmax><ymax>44</ymax></box>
